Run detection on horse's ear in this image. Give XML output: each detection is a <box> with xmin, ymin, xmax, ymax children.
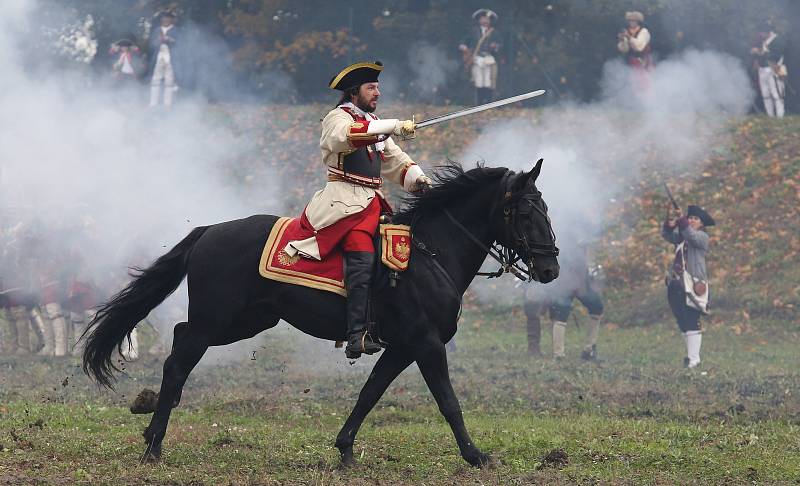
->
<box><xmin>511</xmin><ymin>159</ymin><xmax>543</xmax><ymax>192</ymax></box>
<box><xmin>531</xmin><ymin>158</ymin><xmax>543</xmax><ymax>181</ymax></box>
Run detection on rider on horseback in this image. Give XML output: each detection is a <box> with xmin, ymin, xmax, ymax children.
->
<box><xmin>284</xmin><ymin>61</ymin><xmax>431</xmax><ymax>359</ymax></box>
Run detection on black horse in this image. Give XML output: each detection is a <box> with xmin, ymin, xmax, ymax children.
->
<box><xmin>82</xmin><ymin>161</ymin><xmax>560</xmax><ymax>467</ymax></box>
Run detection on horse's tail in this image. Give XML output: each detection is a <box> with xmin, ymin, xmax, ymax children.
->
<box><xmin>82</xmin><ymin>226</ymin><xmax>209</xmax><ymax>388</ymax></box>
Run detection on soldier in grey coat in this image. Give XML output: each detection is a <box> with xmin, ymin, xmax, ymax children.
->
<box><xmin>662</xmin><ymin>203</ymin><xmax>714</xmax><ymax>368</ymax></box>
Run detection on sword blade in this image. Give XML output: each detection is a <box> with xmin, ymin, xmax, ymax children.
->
<box><xmin>416</xmin><ymin>90</ymin><xmax>546</xmax><ymax>129</ymax></box>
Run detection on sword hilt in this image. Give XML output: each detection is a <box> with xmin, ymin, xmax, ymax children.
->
<box><xmin>401</xmin><ymin>115</ymin><xmax>417</xmax><ymax>141</ymax></box>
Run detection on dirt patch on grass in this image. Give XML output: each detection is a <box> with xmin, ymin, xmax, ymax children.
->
<box><xmin>539</xmin><ymin>448</ymin><xmax>569</xmax><ymax>469</ymax></box>
<box><xmin>130</xmin><ymin>388</ymin><xmax>158</xmax><ymax>414</ymax></box>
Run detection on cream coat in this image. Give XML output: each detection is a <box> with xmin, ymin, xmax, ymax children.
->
<box><xmin>286</xmin><ymin>106</ymin><xmax>424</xmax><ymax>260</ymax></box>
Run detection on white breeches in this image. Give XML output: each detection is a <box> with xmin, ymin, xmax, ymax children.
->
<box><xmin>471</xmin><ymin>55</ymin><xmax>497</xmax><ymax>89</ymax></box>
<box><xmin>758</xmin><ymin>66</ymin><xmax>785</xmax><ymax>118</ymax></box>
<box><xmin>150</xmin><ymin>57</ymin><xmax>176</xmax><ymax>107</ymax></box>
<box><xmin>44</xmin><ymin>302</ymin><xmax>68</xmax><ymax>356</ymax></box>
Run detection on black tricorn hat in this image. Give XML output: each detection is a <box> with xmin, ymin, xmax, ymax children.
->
<box><xmin>329</xmin><ymin>61</ymin><xmax>383</xmax><ymax>91</ymax></box>
<box><xmin>115</xmin><ymin>38</ymin><xmax>135</xmax><ymax>47</ymax></box>
<box><xmin>156</xmin><ymin>10</ymin><xmax>176</xmax><ymax>19</ymax></box>
<box><xmin>687</xmin><ymin>205</ymin><xmax>715</xmax><ymax>227</ymax></box>
<box><xmin>472</xmin><ymin>9</ymin><xmax>498</xmax><ymax>21</ymax></box>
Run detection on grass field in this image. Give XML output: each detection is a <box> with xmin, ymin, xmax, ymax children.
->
<box><xmin>2</xmin><ymin>303</ymin><xmax>799</xmax><ymax>484</ymax></box>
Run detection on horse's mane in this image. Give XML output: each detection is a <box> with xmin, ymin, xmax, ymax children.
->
<box><xmin>394</xmin><ymin>163</ymin><xmax>508</xmax><ymax>224</ymax></box>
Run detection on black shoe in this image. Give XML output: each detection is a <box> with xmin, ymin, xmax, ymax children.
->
<box><xmin>343</xmin><ymin>252</ymin><xmax>381</xmax><ymax>360</ymax></box>
<box><xmin>345</xmin><ymin>331</ymin><xmax>381</xmax><ymax>359</ymax></box>
<box><xmin>581</xmin><ymin>345</ymin><xmax>598</xmax><ymax>361</ymax></box>
<box><xmin>683</xmin><ymin>357</ymin><xmax>690</xmax><ymax>368</ymax></box>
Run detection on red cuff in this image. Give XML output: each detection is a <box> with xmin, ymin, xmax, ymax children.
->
<box><xmin>347</xmin><ymin>121</ymin><xmax>380</xmax><ymax>147</ymax></box>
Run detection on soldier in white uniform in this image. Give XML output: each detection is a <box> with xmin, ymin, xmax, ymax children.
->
<box><xmin>459</xmin><ymin>9</ymin><xmax>501</xmax><ymax>104</ymax></box>
<box><xmin>751</xmin><ymin>20</ymin><xmax>788</xmax><ymax>118</ymax></box>
<box><xmin>285</xmin><ymin>61</ymin><xmax>431</xmax><ymax>358</ymax></box>
<box><xmin>148</xmin><ymin>11</ymin><xmax>180</xmax><ymax>107</ymax></box>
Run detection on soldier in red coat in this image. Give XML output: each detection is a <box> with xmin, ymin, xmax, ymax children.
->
<box><xmin>0</xmin><ymin>221</ymin><xmax>50</xmax><ymax>355</ymax></box>
<box><xmin>617</xmin><ymin>11</ymin><xmax>654</xmax><ymax>93</ymax></box>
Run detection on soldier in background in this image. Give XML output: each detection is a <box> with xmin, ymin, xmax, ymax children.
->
<box><xmin>617</xmin><ymin>11</ymin><xmax>654</xmax><ymax>93</ymax></box>
<box><xmin>459</xmin><ymin>9</ymin><xmax>501</xmax><ymax>104</ymax></box>
<box><xmin>524</xmin><ymin>240</ymin><xmax>604</xmax><ymax>360</ymax></box>
<box><xmin>148</xmin><ymin>11</ymin><xmax>182</xmax><ymax>108</ymax></box>
<box><xmin>0</xmin><ymin>221</ymin><xmax>50</xmax><ymax>355</ymax></box>
<box><xmin>62</xmin><ymin>221</ymin><xmax>101</xmax><ymax>357</ymax></box>
<box><xmin>662</xmin><ymin>203</ymin><xmax>714</xmax><ymax>369</ymax></box>
<box><xmin>38</xmin><ymin>233</ymin><xmax>70</xmax><ymax>357</ymax></box>
<box><xmin>751</xmin><ymin>19</ymin><xmax>788</xmax><ymax>118</ymax></box>
<box><xmin>109</xmin><ymin>38</ymin><xmax>143</xmax><ymax>86</ymax></box>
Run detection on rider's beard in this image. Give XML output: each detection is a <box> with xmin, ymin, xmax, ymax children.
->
<box><xmin>355</xmin><ymin>94</ymin><xmax>377</xmax><ymax>113</ymax></box>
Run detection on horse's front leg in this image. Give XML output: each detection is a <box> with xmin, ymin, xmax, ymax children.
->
<box><xmin>335</xmin><ymin>348</ymin><xmax>413</xmax><ymax>467</ymax></box>
<box><xmin>416</xmin><ymin>338</ymin><xmax>490</xmax><ymax>467</ymax></box>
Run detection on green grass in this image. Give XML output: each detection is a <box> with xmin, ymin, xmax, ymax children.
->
<box><xmin>2</xmin><ymin>304</ymin><xmax>799</xmax><ymax>484</ymax></box>
<box><xmin>2</xmin><ymin>402</ymin><xmax>799</xmax><ymax>484</ymax></box>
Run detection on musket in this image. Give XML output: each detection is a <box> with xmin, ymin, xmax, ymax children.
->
<box><xmin>663</xmin><ymin>183</ymin><xmax>680</xmax><ymax>211</ymax></box>
<box><xmin>414</xmin><ymin>90</ymin><xmax>546</xmax><ymax>130</ymax></box>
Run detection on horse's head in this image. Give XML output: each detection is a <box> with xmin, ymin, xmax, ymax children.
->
<box><xmin>492</xmin><ymin>159</ymin><xmax>560</xmax><ymax>283</ymax></box>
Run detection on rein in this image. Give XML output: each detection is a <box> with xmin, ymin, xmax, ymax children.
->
<box><xmin>450</xmin><ymin>171</ymin><xmax>558</xmax><ymax>281</ymax></box>
<box><xmin>442</xmin><ymin>208</ymin><xmax>526</xmax><ymax>280</ymax></box>
<box><xmin>411</xmin><ymin>169</ymin><xmax>559</xmax><ymax>291</ymax></box>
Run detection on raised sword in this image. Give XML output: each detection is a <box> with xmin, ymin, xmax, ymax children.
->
<box><xmin>414</xmin><ymin>89</ymin><xmax>546</xmax><ymax>130</ymax></box>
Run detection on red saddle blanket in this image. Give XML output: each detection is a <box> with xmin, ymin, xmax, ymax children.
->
<box><xmin>259</xmin><ymin>217</ymin><xmax>412</xmax><ymax>297</ymax></box>
<box><xmin>260</xmin><ymin>217</ymin><xmax>346</xmax><ymax>296</ymax></box>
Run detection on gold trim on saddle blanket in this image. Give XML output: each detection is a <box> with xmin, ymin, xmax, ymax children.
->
<box><xmin>380</xmin><ymin>224</ymin><xmax>412</xmax><ymax>272</ymax></box>
<box><xmin>259</xmin><ymin>217</ymin><xmax>347</xmax><ymax>297</ymax></box>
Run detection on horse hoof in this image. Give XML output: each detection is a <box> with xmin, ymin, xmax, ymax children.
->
<box><xmin>467</xmin><ymin>452</ymin><xmax>493</xmax><ymax>468</ymax></box>
<box><xmin>339</xmin><ymin>450</ymin><xmax>357</xmax><ymax>469</ymax></box>
<box><xmin>140</xmin><ymin>450</ymin><xmax>161</xmax><ymax>464</ymax></box>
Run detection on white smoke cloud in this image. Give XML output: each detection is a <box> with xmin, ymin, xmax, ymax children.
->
<box><xmin>462</xmin><ymin>49</ymin><xmax>754</xmax><ymax>303</ymax></box>
<box><xmin>0</xmin><ymin>1</ymin><xmax>282</xmax><ymax>362</ymax></box>
<box><xmin>407</xmin><ymin>42</ymin><xmax>460</xmax><ymax>103</ymax></box>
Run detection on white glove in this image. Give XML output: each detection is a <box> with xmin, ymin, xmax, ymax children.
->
<box><xmin>393</xmin><ymin>119</ymin><xmax>416</xmax><ymax>137</ymax></box>
<box><xmin>413</xmin><ymin>175</ymin><xmax>432</xmax><ymax>192</ymax></box>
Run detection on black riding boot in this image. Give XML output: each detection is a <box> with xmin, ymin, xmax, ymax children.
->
<box><xmin>344</xmin><ymin>251</ymin><xmax>382</xmax><ymax>359</ymax></box>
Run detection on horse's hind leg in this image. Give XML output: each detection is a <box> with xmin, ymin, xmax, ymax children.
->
<box><xmin>171</xmin><ymin>321</ymin><xmax>190</xmax><ymax>352</ymax></box>
<box><xmin>335</xmin><ymin>348</ymin><xmax>413</xmax><ymax>467</ymax></box>
<box><xmin>169</xmin><ymin>322</ymin><xmax>190</xmax><ymax>408</ymax></box>
<box><xmin>142</xmin><ymin>328</ymin><xmax>208</xmax><ymax>462</ymax></box>
<box><xmin>129</xmin><ymin>322</ymin><xmax>191</xmax><ymax>415</ymax></box>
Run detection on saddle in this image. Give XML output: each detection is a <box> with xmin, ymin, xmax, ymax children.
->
<box><xmin>259</xmin><ymin>217</ymin><xmax>411</xmax><ymax>296</ymax></box>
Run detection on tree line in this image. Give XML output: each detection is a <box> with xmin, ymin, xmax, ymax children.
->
<box><xmin>39</xmin><ymin>0</ymin><xmax>799</xmax><ymax>106</ymax></box>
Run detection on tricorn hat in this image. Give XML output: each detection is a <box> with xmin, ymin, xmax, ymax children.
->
<box><xmin>625</xmin><ymin>11</ymin><xmax>644</xmax><ymax>22</ymax></box>
<box><xmin>472</xmin><ymin>9</ymin><xmax>498</xmax><ymax>21</ymax></box>
<box><xmin>115</xmin><ymin>38</ymin><xmax>135</xmax><ymax>47</ymax></box>
<box><xmin>156</xmin><ymin>10</ymin><xmax>176</xmax><ymax>19</ymax></box>
<box><xmin>329</xmin><ymin>61</ymin><xmax>383</xmax><ymax>91</ymax></box>
<box><xmin>687</xmin><ymin>205</ymin><xmax>715</xmax><ymax>227</ymax></box>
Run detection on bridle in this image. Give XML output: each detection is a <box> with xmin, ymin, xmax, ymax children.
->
<box><xmin>443</xmin><ymin>170</ymin><xmax>559</xmax><ymax>281</ymax></box>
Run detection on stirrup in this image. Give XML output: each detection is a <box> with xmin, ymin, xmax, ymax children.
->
<box><xmin>345</xmin><ymin>331</ymin><xmax>380</xmax><ymax>359</ymax></box>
